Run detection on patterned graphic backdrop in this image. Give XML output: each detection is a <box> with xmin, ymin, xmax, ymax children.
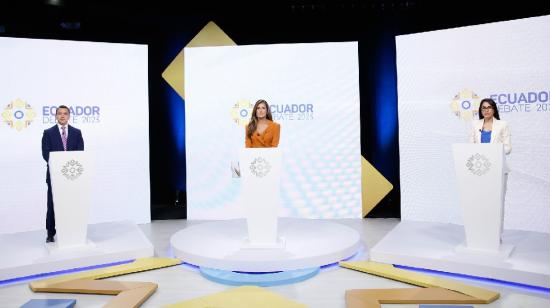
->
<box><xmin>185</xmin><ymin>42</ymin><xmax>362</xmax><ymax>219</ymax></box>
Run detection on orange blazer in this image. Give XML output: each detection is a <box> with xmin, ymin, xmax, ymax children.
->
<box><xmin>245</xmin><ymin>120</ymin><xmax>280</xmax><ymax>148</ymax></box>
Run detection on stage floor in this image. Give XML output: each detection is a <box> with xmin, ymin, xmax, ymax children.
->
<box><xmin>1</xmin><ymin>219</ymin><xmax>549</xmax><ymax>307</ymax></box>
<box><xmin>0</xmin><ymin>220</ymin><xmax>154</xmax><ymax>283</ymax></box>
<box><xmin>370</xmin><ymin>220</ymin><xmax>550</xmax><ymax>289</ymax></box>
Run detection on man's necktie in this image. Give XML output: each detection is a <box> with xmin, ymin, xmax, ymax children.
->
<box><xmin>61</xmin><ymin>126</ymin><xmax>67</xmax><ymax>151</ymax></box>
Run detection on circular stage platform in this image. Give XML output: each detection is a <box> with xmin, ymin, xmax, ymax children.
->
<box><xmin>170</xmin><ymin>218</ymin><xmax>362</xmax><ymax>272</ymax></box>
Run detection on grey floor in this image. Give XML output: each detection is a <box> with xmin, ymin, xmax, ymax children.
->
<box><xmin>1</xmin><ymin>218</ymin><xmax>550</xmax><ymax>307</ymax></box>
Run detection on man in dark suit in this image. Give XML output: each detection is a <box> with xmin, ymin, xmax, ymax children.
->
<box><xmin>41</xmin><ymin>105</ymin><xmax>84</xmax><ymax>243</ymax></box>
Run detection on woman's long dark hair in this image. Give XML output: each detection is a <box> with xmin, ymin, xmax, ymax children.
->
<box><xmin>246</xmin><ymin>99</ymin><xmax>273</xmax><ymax>139</ymax></box>
<box><xmin>478</xmin><ymin>98</ymin><xmax>500</xmax><ymax>120</ymax></box>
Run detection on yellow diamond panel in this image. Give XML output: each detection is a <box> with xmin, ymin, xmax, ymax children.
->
<box><xmin>361</xmin><ymin>156</ymin><xmax>393</xmax><ymax>217</ymax></box>
<box><xmin>161</xmin><ymin>21</ymin><xmax>236</xmax><ymax>100</ymax></box>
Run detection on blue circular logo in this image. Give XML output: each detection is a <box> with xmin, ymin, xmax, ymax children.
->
<box><xmin>461</xmin><ymin>100</ymin><xmax>471</xmax><ymax>110</ymax></box>
<box><xmin>14</xmin><ymin>110</ymin><xmax>24</xmax><ymax>119</ymax></box>
<box><xmin>240</xmin><ymin>109</ymin><xmax>248</xmax><ymax>117</ymax></box>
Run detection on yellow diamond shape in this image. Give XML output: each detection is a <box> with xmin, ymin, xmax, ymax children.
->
<box><xmin>161</xmin><ymin>21</ymin><xmax>236</xmax><ymax>100</ymax></box>
<box><xmin>361</xmin><ymin>156</ymin><xmax>393</xmax><ymax>217</ymax></box>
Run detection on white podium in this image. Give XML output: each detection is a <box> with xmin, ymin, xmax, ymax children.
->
<box><xmin>49</xmin><ymin>151</ymin><xmax>93</xmax><ymax>249</ymax></box>
<box><xmin>452</xmin><ymin>143</ymin><xmax>513</xmax><ymax>257</ymax></box>
<box><xmin>239</xmin><ymin>148</ymin><xmax>283</xmax><ymax>248</ymax></box>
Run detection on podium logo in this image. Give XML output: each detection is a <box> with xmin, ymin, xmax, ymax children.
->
<box><xmin>61</xmin><ymin>159</ymin><xmax>84</xmax><ymax>180</ymax></box>
<box><xmin>250</xmin><ymin>157</ymin><xmax>271</xmax><ymax>178</ymax></box>
<box><xmin>231</xmin><ymin>99</ymin><xmax>253</xmax><ymax>127</ymax></box>
<box><xmin>466</xmin><ymin>153</ymin><xmax>491</xmax><ymax>176</ymax></box>
<box><xmin>1</xmin><ymin>99</ymin><xmax>37</xmax><ymax>131</ymax></box>
<box><xmin>450</xmin><ymin>89</ymin><xmax>481</xmax><ymax>121</ymax></box>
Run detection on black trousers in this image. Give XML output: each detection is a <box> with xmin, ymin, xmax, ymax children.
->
<box><xmin>46</xmin><ymin>181</ymin><xmax>56</xmax><ymax>237</ymax></box>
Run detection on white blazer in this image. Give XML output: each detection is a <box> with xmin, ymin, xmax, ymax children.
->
<box><xmin>469</xmin><ymin>119</ymin><xmax>512</xmax><ymax>155</ymax></box>
<box><xmin>469</xmin><ymin>119</ymin><xmax>511</xmax><ymax>174</ymax></box>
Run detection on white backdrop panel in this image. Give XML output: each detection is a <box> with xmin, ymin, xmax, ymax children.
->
<box><xmin>185</xmin><ymin>42</ymin><xmax>361</xmax><ymax>219</ymax></box>
<box><xmin>397</xmin><ymin>15</ymin><xmax>550</xmax><ymax>233</ymax></box>
<box><xmin>0</xmin><ymin>37</ymin><xmax>150</xmax><ymax>234</ymax></box>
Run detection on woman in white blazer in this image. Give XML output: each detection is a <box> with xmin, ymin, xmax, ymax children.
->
<box><xmin>469</xmin><ymin>98</ymin><xmax>511</xmax><ymax>155</ymax></box>
<box><xmin>469</xmin><ymin>98</ymin><xmax>511</xmax><ymax>240</ymax></box>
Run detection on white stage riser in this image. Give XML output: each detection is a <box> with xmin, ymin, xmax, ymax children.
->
<box><xmin>372</xmin><ymin>252</ymin><xmax>550</xmax><ymax>288</ymax></box>
<box><xmin>370</xmin><ymin>220</ymin><xmax>550</xmax><ymax>289</ymax></box>
<box><xmin>0</xmin><ymin>221</ymin><xmax>153</xmax><ymax>282</ymax></box>
<box><xmin>171</xmin><ymin>218</ymin><xmax>362</xmax><ymax>272</ymax></box>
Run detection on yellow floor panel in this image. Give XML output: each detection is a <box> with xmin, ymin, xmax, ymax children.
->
<box><xmin>164</xmin><ymin>286</ymin><xmax>307</xmax><ymax>308</ymax></box>
<box><xmin>30</xmin><ymin>257</ymin><xmax>180</xmax><ymax>290</ymax></box>
<box><xmin>346</xmin><ymin>287</ymin><xmax>485</xmax><ymax>308</ymax></box>
<box><xmin>29</xmin><ymin>258</ymin><xmax>180</xmax><ymax>307</ymax></box>
<box><xmin>340</xmin><ymin>260</ymin><xmax>500</xmax><ymax>307</ymax></box>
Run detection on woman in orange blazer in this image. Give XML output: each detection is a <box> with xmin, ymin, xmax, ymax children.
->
<box><xmin>245</xmin><ymin>99</ymin><xmax>280</xmax><ymax>148</ymax></box>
